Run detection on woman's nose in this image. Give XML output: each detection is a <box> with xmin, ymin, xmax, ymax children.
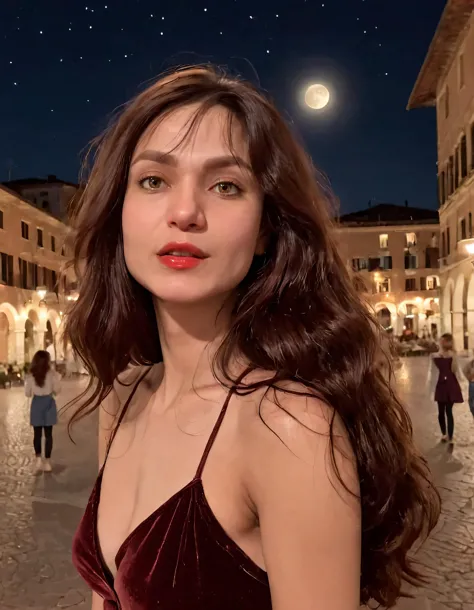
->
<box><xmin>166</xmin><ymin>186</ymin><xmax>207</xmax><ymax>232</ymax></box>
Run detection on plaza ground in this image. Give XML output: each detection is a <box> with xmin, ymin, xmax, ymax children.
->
<box><xmin>0</xmin><ymin>359</ymin><xmax>474</xmax><ymax>609</ymax></box>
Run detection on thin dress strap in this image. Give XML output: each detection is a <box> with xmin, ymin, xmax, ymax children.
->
<box><xmin>195</xmin><ymin>385</ymin><xmax>236</xmax><ymax>480</ymax></box>
<box><xmin>104</xmin><ymin>366</ymin><xmax>153</xmax><ymax>464</ymax></box>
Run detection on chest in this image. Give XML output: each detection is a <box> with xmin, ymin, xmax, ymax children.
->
<box><xmin>96</xmin><ymin>395</ymin><xmax>257</xmax><ymax>578</ymax></box>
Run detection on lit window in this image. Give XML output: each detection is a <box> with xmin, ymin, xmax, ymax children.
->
<box><xmin>379</xmin><ymin>234</ymin><xmax>388</xmax><ymax>249</ymax></box>
<box><xmin>406</xmin><ymin>232</ymin><xmax>417</xmax><ymax>248</ymax></box>
<box><xmin>376</xmin><ymin>277</ymin><xmax>390</xmax><ymax>293</ymax></box>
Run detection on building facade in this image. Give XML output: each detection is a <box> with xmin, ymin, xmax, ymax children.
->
<box><xmin>337</xmin><ymin>203</ymin><xmax>441</xmax><ymax>337</ymax></box>
<box><xmin>3</xmin><ymin>175</ymin><xmax>79</xmax><ymax>222</ymax></box>
<box><xmin>408</xmin><ymin>0</ymin><xmax>474</xmax><ymax>351</ymax></box>
<box><xmin>0</xmin><ymin>185</ymin><xmax>76</xmax><ymax>365</ymax></box>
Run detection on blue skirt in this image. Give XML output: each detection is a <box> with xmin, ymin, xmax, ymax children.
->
<box><xmin>30</xmin><ymin>394</ymin><xmax>57</xmax><ymax>427</ymax></box>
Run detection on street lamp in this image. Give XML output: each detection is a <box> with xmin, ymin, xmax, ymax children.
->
<box><xmin>458</xmin><ymin>238</ymin><xmax>474</xmax><ymax>257</ymax></box>
<box><xmin>36</xmin><ymin>286</ymin><xmax>47</xmax><ymax>301</ymax></box>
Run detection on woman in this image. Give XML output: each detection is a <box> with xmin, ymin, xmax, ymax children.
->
<box><xmin>67</xmin><ymin>66</ymin><xmax>440</xmax><ymax>610</ymax></box>
<box><xmin>432</xmin><ymin>333</ymin><xmax>463</xmax><ymax>444</ymax></box>
<box><xmin>25</xmin><ymin>350</ymin><xmax>60</xmax><ymax>472</ymax></box>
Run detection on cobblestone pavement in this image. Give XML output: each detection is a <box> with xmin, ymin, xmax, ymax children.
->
<box><xmin>0</xmin><ymin>360</ymin><xmax>474</xmax><ymax>609</ymax></box>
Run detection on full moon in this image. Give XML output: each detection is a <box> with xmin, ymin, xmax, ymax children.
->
<box><xmin>304</xmin><ymin>84</ymin><xmax>330</xmax><ymax>110</ymax></box>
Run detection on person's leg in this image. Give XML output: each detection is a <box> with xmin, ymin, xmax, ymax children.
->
<box><xmin>33</xmin><ymin>426</ymin><xmax>42</xmax><ymax>456</ymax></box>
<box><xmin>445</xmin><ymin>403</ymin><xmax>454</xmax><ymax>440</ymax></box>
<box><xmin>44</xmin><ymin>426</ymin><xmax>53</xmax><ymax>459</ymax></box>
<box><xmin>437</xmin><ymin>402</ymin><xmax>447</xmax><ymax>437</ymax></box>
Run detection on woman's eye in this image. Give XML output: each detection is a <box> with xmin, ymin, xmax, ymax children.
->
<box><xmin>139</xmin><ymin>176</ymin><xmax>164</xmax><ymax>190</ymax></box>
<box><xmin>213</xmin><ymin>181</ymin><xmax>241</xmax><ymax>197</ymax></box>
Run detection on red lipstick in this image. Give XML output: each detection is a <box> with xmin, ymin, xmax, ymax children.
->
<box><xmin>157</xmin><ymin>242</ymin><xmax>208</xmax><ymax>270</ymax></box>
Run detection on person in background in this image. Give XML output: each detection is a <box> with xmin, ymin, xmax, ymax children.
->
<box><xmin>463</xmin><ymin>352</ymin><xmax>474</xmax><ymax>420</ymax></box>
<box><xmin>25</xmin><ymin>350</ymin><xmax>61</xmax><ymax>472</ymax></box>
<box><xmin>432</xmin><ymin>333</ymin><xmax>463</xmax><ymax>444</ymax></box>
<box><xmin>45</xmin><ymin>339</ymin><xmax>56</xmax><ymax>369</ymax></box>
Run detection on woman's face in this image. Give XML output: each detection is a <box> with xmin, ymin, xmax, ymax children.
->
<box><xmin>122</xmin><ymin>104</ymin><xmax>264</xmax><ymax>305</ymax></box>
<box><xmin>440</xmin><ymin>337</ymin><xmax>452</xmax><ymax>351</ymax></box>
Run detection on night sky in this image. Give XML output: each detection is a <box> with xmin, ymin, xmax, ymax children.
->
<box><xmin>1</xmin><ymin>0</ymin><xmax>446</xmax><ymax>213</ymax></box>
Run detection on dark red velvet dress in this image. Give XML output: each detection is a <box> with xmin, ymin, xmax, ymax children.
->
<box><xmin>72</xmin><ymin>375</ymin><xmax>271</xmax><ymax>609</ymax></box>
<box><xmin>433</xmin><ymin>356</ymin><xmax>463</xmax><ymax>403</ymax></box>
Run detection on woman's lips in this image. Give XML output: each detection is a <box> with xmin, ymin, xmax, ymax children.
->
<box><xmin>157</xmin><ymin>242</ymin><xmax>208</xmax><ymax>270</ymax></box>
<box><xmin>158</xmin><ymin>241</ymin><xmax>207</xmax><ymax>258</ymax></box>
<box><xmin>158</xmin><ymin>254</ymin><xmax>204</xmax><ymax>270</ymax></box>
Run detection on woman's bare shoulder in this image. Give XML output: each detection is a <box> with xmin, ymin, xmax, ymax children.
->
<box><xmin>236</xmin><ymin>378</ymin><xmax>354</xmax><ymax>482</ymax></box>
<box><xmin>234</xmin><ymin>379</ymin><xmax>360</xmax><ymax>607</ymax></box>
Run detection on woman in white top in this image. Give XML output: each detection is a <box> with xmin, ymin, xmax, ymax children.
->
<box><xmin>25</xmin><ymin>350</ymin><xmax>61</xmax><ymax>472</ymax></box>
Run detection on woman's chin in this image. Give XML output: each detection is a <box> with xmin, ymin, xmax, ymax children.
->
<box><xmin>150</xmin><ymin>288</ymin><xmax>230</xmax><ymax>307</ymax></box>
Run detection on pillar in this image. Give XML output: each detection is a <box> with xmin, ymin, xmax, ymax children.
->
<box><xmin>452</xmin><ymin>311</ymin><xmax>464</xmax><ymax>351</ymax></box>
<box><xmin>442</xmin><ymin>312</ymin><xmax>452</xmax><ymax>334</ymax></box>
<box><xmin>467</xmin><ymin>310</ymin><xmax>474</xmax><ymax>353</ymax></box>
<box><xmin>35</xmin><ymin>330</ymin><xmax>45</xmax><ymax>352</ymax></box>
<box><xmin>7</xmin><ymin>331</ymin><xmax>16</xmax><ymax>363</ymax></box>
<box><xmin>13</xmin><ymin>329</ymin><xmax>25</xmax><ymax>365</ymax></box>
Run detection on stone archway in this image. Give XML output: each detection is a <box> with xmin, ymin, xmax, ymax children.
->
<box><xmin>467</xmin><ymin>273</ymin><xmax>474</xmax><ymax>350</ymax></box>
<box><xmin>47</xmin><ymin>310</ymin><xmax>62</xmax><ymax>358</ymax></box>
<box><xmin>0</xmin><ymin>303</ymin><xmax>19</xmax><ymax>363</ymax></box>
<box><xmin>374</xmin><ymin>302</ymin><xmax>397</xmax><ymax>331</ymax></box>
<box><xmin>24</xmin><ymin>320</ymin><xmax>35</xmax><ymax>364</ymax></box>
<box><xmin>24</xmin><ymin>309</ymin><xmax>40</xmax><ymax>363</ymax></box>
<box><xmin>398</xmin><ymin>300</ymin><xmax>422</xmax><ymax>335</ymax></box>
<box><xmin>442</xmin><ymin>278</ymin><xmax>454</xmax><ymax>334</ymax></box>
<box><xmin>0</xmin><ymin>313</ymin><xmax>8</xmax><ymax>363</ymax></box>
<box><xmin>376</xmin><ymin>308</ymin><xmax>392</xmax><ymax>330</ymax></box>
<box><xmin>45</xmin><ymin>320</ymin><xmax>53</xmax><ymax>346</ymax></box>
<box><xmin>452</xmin><ymin>274</ymin><xmax>465</xmax><ymax>350</ymax></box>
<box><xmin>47</xmin><ymin>309</ymin><xmax>61</xmax><ymax>335</ymax></box>
<box><xmin>423</xmin><ymin>298</ymin><xmax>440</xmax><ymax>340</ymax></box>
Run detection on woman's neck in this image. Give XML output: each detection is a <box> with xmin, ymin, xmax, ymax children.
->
<box><xmin>154</xmin><ymin>295</ymin><xmax>233</xmax><ymax>403</ymax></box>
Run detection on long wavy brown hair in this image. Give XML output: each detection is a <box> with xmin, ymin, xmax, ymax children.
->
<box><xmin>30</xmin><ymin>350</ymin><xmax>51</xmax><ymax>387</ymax></box>
<box><xmin>64</xmin><ymin>65</ymin><xmax>440</xmax><ymax>607</ymax></box>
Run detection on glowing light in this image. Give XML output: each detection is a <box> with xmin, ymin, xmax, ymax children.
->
<box><xmin>36</xmin><ymin>286</ymin><xmax>47</xmax><ymax>300</ymax></box>
<box><xmin>304</xmin><ymin>84</ymin><xmax>330</xmax><ymax>110</ymax></box>
<box><xmin>459</xmin><ymin>238</ymin><xmax>474</xmax><ymax>256</ymax></box>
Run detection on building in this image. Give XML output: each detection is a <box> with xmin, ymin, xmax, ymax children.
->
<box><xmin>0</xmin><ymin>185</ymin><xmax>75</xmax><ymax>365</ymax></box>
<box><xmin>3</xmin><ymin>174</ymin><xmax>79</xmax><ymax>222</ymax></box>
<box><xmin>408</xmin><ymin>0</ymin><xmax>474</xmax><ymax>350</ymax></box>
<box><xmin>337</xmin><ymin>203</ymin><xmax>441</xmax><ymax>337</ymax></box>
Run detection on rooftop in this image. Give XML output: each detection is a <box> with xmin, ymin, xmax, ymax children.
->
<box><xmin>338</xmin><ymin>203</ymin><xmax>439</xmax><ymax>227</ymax></box>
<box><xmin>407</xmin><ymin>0</ymin><xmax>474</xmax><ymax>109</ymax></box>
<box><xmin>0</xmin><ymin>184</ymin><xmax>68</xmax><ymax>228</ymax></box>
<box><xmin>2</xmin><ymin>174</ymin><xmax>78</xmax><ymax>190</ymax></box>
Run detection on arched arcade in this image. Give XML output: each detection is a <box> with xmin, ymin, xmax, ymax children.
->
<box><xmin>0</xmin><ymin>302</ymin><xmax>64</xmax><ymax>365</ymax></box>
